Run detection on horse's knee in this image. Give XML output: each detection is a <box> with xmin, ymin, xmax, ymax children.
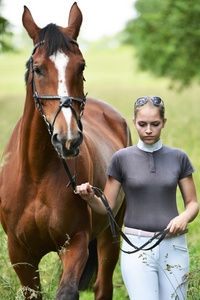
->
<box><xmin>56</xmin><ymin>281</ymin><xmax>79</xmax><ymax>300</ymax></box>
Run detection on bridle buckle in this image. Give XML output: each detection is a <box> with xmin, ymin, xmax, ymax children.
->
<box><xmin>61</xmin><ymin>96</ymin><xmax>73</xmax><ymax>108</ymax></box>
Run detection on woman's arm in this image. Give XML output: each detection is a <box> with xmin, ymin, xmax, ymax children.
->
<box><xmin>167</xmin><ymin>174</ymin><xmax>199</xmax><ymax>235</ymax></box>
<box><xmin>76</xmin><ymin>176</ymin><xmax>121</xmax><ymax>215</ymax></box>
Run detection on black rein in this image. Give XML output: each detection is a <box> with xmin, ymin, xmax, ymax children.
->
<box><xmin>92</xmin><ymin>186</ymin><xmax>170</xmax><ymax>254</ymax></box>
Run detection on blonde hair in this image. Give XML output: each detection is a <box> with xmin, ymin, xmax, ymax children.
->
<box><xmin>134</xmin><ymin>96</ymin><xmax>165</xmax><ymax>120</ymax></box>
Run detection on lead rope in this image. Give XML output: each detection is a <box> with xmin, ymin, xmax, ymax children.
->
<box><xmin>62</xmin><ymin>158</ymin><xmax>77</xmax><ymax>191</ymax></box>
<box><xmin>59</xmin><ymin>139</ymin><xmax>169</xmax><ymax>252</ymax></box>
<box><xmin>91</xmin><ymin>186</ymin><xmax>169</xmax><ymax>254</ymax></box>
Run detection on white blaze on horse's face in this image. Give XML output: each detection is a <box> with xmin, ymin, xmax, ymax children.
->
<box><xmin>49</xmin><ymin>51</ymin><xmax>72</xmax><ymax>140</ymax></box>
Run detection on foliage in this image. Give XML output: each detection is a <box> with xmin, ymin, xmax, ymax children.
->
<box><xmin>0</xmin><ymin>0</ymin><xmax>13</xmax><ymax>52</ymax></box>
<box><xmin>124</xmin><ymin>0</ymin><xmax>200</xmax><ymax>88</ymax></box>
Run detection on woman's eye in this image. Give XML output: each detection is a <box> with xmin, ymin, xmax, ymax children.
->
<box><xmin>152</xmin><ymin>123</ymin><xmax>160</xmax><ymax>127</ymax></box>
<box><xmin>138</xmin><ymin>123</ymin><xmax>146</xmax><ymax>127</ymax></box>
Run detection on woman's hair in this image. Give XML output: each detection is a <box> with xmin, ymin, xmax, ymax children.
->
<box><xmin>134</xmin><ymin>96</ymin><xmax>165</xmax><ymax>120</ymax></box>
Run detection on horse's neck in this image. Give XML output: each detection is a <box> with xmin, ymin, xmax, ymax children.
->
<box><xmin>20</xmin><ymin>95</ymin><xmax>55</xmax><ymax>177</ymax></box>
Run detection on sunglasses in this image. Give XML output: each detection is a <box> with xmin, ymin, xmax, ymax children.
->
<box><xmin>134</xmin><ymin>96</ymin><xmax>164</xmax><ymax>109</ymax></box>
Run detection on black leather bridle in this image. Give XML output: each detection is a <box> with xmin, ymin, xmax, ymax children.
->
<box><xmin>29</xmin><ymin>39</ymin><xmax>86</xmax><ymax>136</ymax></box>
<box><xmin>29</xmin><ymin>39</ymin><xmax>86</xmax><ymax>190</ymax></box>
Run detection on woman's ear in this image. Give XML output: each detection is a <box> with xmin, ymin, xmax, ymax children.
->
<box><xmin>162</xmin><ymin>118</ymin><xmax>167</xmax><ymax>128</ymax></box>
<box><xmin>132</xmin><ymin>118</ymin><xmax>136</xmax><ymax>128</ymax></box>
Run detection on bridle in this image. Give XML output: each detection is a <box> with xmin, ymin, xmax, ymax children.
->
<box><xmin>29</xmin><ymin>39</ymin><xmax>86</xmax><ymax>136</ymax></box>
<box><xmin>29</xmin><ymin>39</ymin><xmax>86</xmax><ymax>190</ymax></box>
<box><xmin>29</xmin><ymin>39</ymin><xmax>169</xmax><ymax>253</ymax></box>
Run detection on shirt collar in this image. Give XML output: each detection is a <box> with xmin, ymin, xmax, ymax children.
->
<box><xmin>137</xmin><ymin>138</ymin><xmax>162</xmax><ymax>153</ymax></box>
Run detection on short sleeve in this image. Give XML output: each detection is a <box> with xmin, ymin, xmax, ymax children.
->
<box><xmin>179</xmin><ymin>150</ymin><xmax>195</xmax><ymax>180</ymax></box>
<box><xmin>106</xmin><ymin>151</ymin><xmax>123</xmax><ymax>183</ymax></box>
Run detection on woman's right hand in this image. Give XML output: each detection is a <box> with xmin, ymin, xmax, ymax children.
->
<box><xmin>75</xmin><ymin>177</ymin><xmax>121</xmax><ymax>215</ymax></box>
<box><xmin>75</xmin><ymin>182</ymin><xmax>95</xmax><ymax>202</ymax></box>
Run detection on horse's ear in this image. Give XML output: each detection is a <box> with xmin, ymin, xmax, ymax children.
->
<box><xmin>66</xmin><ymin>2</ymin><xmax>82</xmax><ymax>40</ymax></box>
<box><xmin>22</xmin><ymin>6</ymin><xmax>41</xmax><ymax>44</ymax></box>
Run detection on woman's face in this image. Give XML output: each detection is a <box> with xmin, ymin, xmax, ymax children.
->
<box><xmin>133</xmin><ymin>105</ymin><xmax>167</xmax><ymax>144</ymax></box>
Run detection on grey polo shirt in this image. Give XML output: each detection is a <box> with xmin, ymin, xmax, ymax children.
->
<box><xmin>106</xmin><ymin>145</ymin><xmax>195</xmax><ymax>231</ymax></box>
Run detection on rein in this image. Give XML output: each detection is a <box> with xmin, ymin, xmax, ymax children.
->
<box><xmin>29</xmin><ymin>39</ymin><xmax>169</xmax><ymax>253</ymax></box>
<box><xmin>92</xmin><ymin>187</ymin><xmax>170</xmax><ymax>254</ymax></box>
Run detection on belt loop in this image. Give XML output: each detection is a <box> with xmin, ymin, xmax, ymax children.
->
<box><xmin>138</xmin><ymin>230</ymin><xmax>141</xmax><ymax>237</ymax></box>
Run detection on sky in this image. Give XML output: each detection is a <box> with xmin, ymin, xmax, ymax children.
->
<box><xmin>2</xmin><ymin>0</ymin><xmax>136</xmax><ymax>41</ymax></box>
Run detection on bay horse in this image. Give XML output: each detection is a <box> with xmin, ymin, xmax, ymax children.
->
<box><xmin>0</xmin><ymin>3</ymin><xmax>131</xmax><ymax>299</ymax></box>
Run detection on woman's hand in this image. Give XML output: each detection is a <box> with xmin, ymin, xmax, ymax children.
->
<box><xmin>167</xmin><ymin>174</ymin><xmax>199</xmax><ymax>236</ymax></box>
<box><xmin>75</xmin><ymin>182</ymin><xmax>95</xmax><ymax>202</ymax></box>
<box><xmin>75</xmin><ymin>177</ymin><xmax>121</xmax><ymax>216</ymax></box>
<box><xmin>166</xmin><ymin>213</ymin><xmax>189</xmax><ymax>236</ymax></box>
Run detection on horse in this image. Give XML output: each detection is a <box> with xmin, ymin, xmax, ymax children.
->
<box><xmin>0</xmin><ymin>3</ymin><xmax>131</xmax><ymax>299</ymax></box>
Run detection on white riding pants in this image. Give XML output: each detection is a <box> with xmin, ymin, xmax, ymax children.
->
<box><xmin>121</xmin><ymin>233</ymin><xmax>189</xmax><ymax>300</ymax></box>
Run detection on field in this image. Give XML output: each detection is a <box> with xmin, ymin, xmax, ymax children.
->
<box><xmin>0</xmin><ymin>42</ymin><xmax>199</xmax><ymax>299</ymax></box>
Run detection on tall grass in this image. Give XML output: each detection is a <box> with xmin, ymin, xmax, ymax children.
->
<box><xmin>0</xmin><ymin>42</ymin><xmax>199</xmax><ymax>299</ymax></box>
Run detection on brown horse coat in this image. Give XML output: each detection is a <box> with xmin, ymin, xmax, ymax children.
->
<box><xmin>0</xmin><ymin>3</ymin><xmax>131</xmax><ymax>300</ymax></box>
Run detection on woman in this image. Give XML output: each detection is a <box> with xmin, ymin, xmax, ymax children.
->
<box><xmin>76</xmin><ymin>96</ymin><xmax>199</xmax><ymax>300</ymax></box>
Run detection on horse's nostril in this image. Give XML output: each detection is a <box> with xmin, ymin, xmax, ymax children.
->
<box><xmin>65</xmin><ymin>139</ymin><xmax>72</xmax><ymax>150</ymax></box>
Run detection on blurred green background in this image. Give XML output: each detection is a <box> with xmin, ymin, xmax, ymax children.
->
<box><xmin>0</xmin><ymin>40</ymin><xmax>199</xmax><ymax>300</ymax></box>
<box><xmin>0</xmin><ymin>0</ymin><xmax>200</xmax><ymax>298</ymax></box>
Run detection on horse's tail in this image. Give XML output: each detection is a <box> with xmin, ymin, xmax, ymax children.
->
<box><xmin>78</xmin><ymin>238</ymin><xmax>98</xmax><ymax>291</ymax></box>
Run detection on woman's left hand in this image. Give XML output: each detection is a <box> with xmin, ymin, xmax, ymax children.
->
<box><xmin>167</xmin><ymin>174</ymin><xmax>199</xmax><ymax>236</ymax></box>
<box><xmin>166</xmin><ymin>212</ymin><xmax>189</xmax><ymax>236</ymax></box>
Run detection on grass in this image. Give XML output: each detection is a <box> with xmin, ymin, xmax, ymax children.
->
<box><xmin>0</xmin><ymin>41</ymin><xmax>199</xmax><ymax>299</ymax></box>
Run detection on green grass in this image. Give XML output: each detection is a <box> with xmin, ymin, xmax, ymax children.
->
<box><xmin>0</xmin><ymin>43</ymin><xmax>199</xmax><ymax>299</ymax></box>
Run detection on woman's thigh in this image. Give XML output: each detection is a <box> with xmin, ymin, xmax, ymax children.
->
<box><xmin>121</xmin><ymin>235</ymin><xmax>159</xmax><ymax>300</ymax></box>
<box><xmin>158</xmin><ymin>235</ymin><xmax>189</xmax><ymax>300</ymax></box>
<box><xmin>120</xmin><ymin>234</ymin><xmax>189</xmax><ymax>300</ymax></box>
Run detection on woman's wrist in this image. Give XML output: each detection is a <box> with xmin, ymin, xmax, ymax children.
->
<box><xmin>86</xmin><ymin>194</ymin><xmax>96</xmax><ymax>204</ymax></box>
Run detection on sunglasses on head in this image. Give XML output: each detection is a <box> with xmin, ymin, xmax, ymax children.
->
<box><xmin>134</xmin><ymin>96</ymin><xmax>164</xmax><ymax>109</ymax></box>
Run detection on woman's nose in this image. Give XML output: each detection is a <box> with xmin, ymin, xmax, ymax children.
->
<box><xmin>146</xmin><ymin>125</ymin><xmax>152</xmax><ymax>134</ymax></box>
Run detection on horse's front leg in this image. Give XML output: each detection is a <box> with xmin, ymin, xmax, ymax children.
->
<box><xmin>94</xmin><ymin>200</ymin><xmax>126</xmax><ymax>300</ymax></box>
<box><xmin>94</xmin><ymin>227</ymin><xmax>121</xmax><ymax>300</ymax></box>
<box><xmin>56</xmin><ymin>230</ymin><xmax>89</xmax><ymax>300</ymax></box>
<box><xmin>7</xmin><ymin>234</ymin><xmax>42</xmax><ymax>300</ymax></box>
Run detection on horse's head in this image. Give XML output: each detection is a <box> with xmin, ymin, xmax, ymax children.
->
<box><xmin>23</xmin><ymin>3</ymin><xmax>86</xmax><ymax>158</ymax></box>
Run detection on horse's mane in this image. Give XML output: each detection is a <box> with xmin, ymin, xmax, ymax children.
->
<box><xmin>25</xmin><ymin>23</ymin><xmax>73</xmax><ymax>85</ymax></box>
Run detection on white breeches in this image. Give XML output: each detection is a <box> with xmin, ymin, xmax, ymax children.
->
<box><xmin>121</xmin><ymin>234</ymin><xmax>189</xmax><ymax>300</ymax></box>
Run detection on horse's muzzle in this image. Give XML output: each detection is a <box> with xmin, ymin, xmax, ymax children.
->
<box><xmin>51</xmin><ymin>132</ymin><xmax>83</xmax><ymax>158</ymax></box>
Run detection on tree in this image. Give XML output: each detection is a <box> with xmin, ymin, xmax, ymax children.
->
<box><xmin>124</xmin><ymin>0</ymin><xmax>200</xmax><ymax>87</ymax></box>
<box><xmin>0</xmin><ymin>0</ymin><xmax>13</xmax><ymax>52</ymax></box>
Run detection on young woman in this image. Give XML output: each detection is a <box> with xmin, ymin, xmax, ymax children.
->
<box><xmin>76</xmin><ymin>96</ymin><xmax>199</xmax><ymax>300</ymax></box>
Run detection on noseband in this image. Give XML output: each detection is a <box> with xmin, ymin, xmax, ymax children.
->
<box><xmin>29</xmin><ymin>39</ymin><xmax>86</xmax><ymax>136</ymax></box>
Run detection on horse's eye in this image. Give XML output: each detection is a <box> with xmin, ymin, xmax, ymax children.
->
<box><xmin>34</xmin><ymin>66</ymin><xmax>42</xmax><ymax>76</ymax></box>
